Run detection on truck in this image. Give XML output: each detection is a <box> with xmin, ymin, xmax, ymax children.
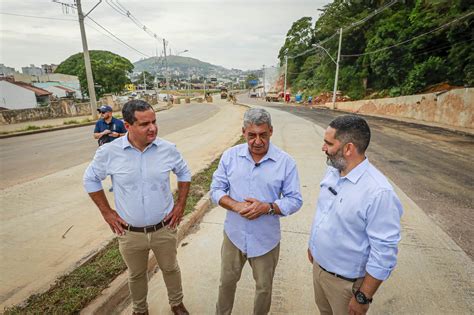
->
<box><xmin>265</xmin><ymin>92</ymin><xmax>280</xmax><ymax>102</ymax></box>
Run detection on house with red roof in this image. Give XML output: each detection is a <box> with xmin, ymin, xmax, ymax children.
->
<box><xmin>0</xmin><ymin>78</ymin><xmax>52</xmax><ymax>109</ymax></box>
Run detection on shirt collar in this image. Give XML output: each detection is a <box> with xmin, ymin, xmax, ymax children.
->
<box><xmin>122</xmin><ymin>135</ymin><xmax>159</xmax><ymax>151</ymax></box>
<box><xmin>343</xmin><ymin>158</ymin><xmax>369</xmax><ymax>184</ymax></box>
<box><xmin>238</xmin><ymin>142</ymin><xmax>279</xmax><ymax>162</ymax></box>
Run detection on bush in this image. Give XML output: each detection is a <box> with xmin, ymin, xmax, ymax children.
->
<box><xmin>402</xmin><ymin>56</ymin><xmax>448</xmax><ymax>94</ymax></box>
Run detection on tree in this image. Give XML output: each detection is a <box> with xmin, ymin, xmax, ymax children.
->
<box><xmin>55</xmin><ymin>50</ymin><xmax>134</xmax><ymax>97</ymax></box>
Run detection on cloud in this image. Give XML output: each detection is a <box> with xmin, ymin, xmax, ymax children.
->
<box><xmin>0</xmin><ymin>0</ymin><xmax>330</xmax><ymax>70</ymax></box>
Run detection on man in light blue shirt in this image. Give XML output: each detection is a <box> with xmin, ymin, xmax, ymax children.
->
<box><xmin>211</xmin><ymin>108</ymin><xmax>303</xmax><ymax>315</ymax></box>
<box><xmin>308</xmin><ymin>115</ymin><xmax>403</xmax><ymax>315</ymax></box>
<box><xmin>84</xmin><ymin>100</ymin><xmax>191</xmax><ymax>315</ymax></box>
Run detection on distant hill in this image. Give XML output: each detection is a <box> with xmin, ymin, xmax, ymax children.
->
<box><xmin>133</xmin><ymin>55</ymin><xmax>244</xmax><ymax>78</ymax></box>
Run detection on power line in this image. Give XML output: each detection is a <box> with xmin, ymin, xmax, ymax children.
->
<box><xmin>0</xmin><ymin>12</ymin><xmax>76</xmax><ymax>21</ymax></box>
<box><xmin>105</xmin><ymin>0</ymin><xmax>164</xmax><ymax>42</ymax></box>
<box><xmin>87</xmin><ymin>16</ymin><xmax>151</xmax><ymax>58</ymax></box>
<box><xmin>288</xmin><ymin>0</ymin><xmax>399</xmax><ymax>59</ymax></box>
<box><xmin>341</xmin><ymin>11</ymin><xmax>474</xmax><ymax>57</ymax></box>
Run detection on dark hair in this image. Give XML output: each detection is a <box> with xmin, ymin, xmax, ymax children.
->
<box><xmin>122</xmin><ymin>100</ymin><xmax>153</xmax><ymax>124</ymax></box>
<box><xmin>329</xmin><ymin>115</ymin><xmax>371</xmax><ymax>153</ymax></box>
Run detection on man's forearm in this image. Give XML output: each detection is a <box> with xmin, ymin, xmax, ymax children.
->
<box><xmin>176</xmin><ymin>181</ymin><xmax>191</xmax><ymax>208</ymax></box>
<box><xmin>218</xmin><ymin>195</ymin><xmax>240</xmax><ymax>212</ymax></box>
<box><xmin>359</xmin><ymin>273</ymin><xmax>383</xmax><ymax>298</ymax></box>
<box><xmin>88</xmin><ymin>190</ymin><xmax>113</xmax><ymax>215</ymax></box>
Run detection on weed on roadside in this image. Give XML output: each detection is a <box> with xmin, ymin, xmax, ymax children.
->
<box><xmin>63</xmin><ymin>120</ymin><xmax>79</xmax><ymax>125</ymax></box>
<box><xmin>24</xmin><ymin>125</ymin><xmax>41</xmax><ymax>131</ymax></box>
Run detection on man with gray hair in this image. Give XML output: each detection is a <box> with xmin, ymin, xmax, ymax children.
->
<box><xmin>211</xmin><ymin>107</ymin><xmax>303</xmax><ymax>314</ymax></box>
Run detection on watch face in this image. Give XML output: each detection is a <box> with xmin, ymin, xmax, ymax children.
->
<box><xmin>355</xmin><ymin>291</ymin><xmax>368</xmax><ymax>304</ymax></box>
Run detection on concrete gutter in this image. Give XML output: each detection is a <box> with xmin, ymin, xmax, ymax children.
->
<box><xmin>81</xmin><ymin>194</ymin><xmax>213</xmax><ymax>315</ymax></box>
<box><xmin>0</xmin><ymin>104</ymin><xmax>173</xmax><ymax>139</ymax></box>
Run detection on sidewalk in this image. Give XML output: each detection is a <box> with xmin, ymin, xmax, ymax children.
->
<box><xmin>0</xmin><ymin>103</ymin><xmax>171</xmax><ymax>138</ymax></box>
<box><xmin>120</xmin><ymin>103</ymin><xmax>473</xmax><ymax>314</ymax></box>
<box><xmin>0</xmin><ymin>99</ymin><xmax>246</xmax><ymax>308</ymax></box>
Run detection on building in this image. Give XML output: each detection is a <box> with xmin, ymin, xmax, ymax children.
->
<box><xmin>21</xmin><ymin>64</ymin><xmax>43</xmax><ymax>76</ymax></box>
<box><xmin>0</xmin><ymin>78</ymin><xmax>52</xmax><ymax>109</ymax></box>
<box><xmin>41</xmin><ymin>64</ymin><xmax>58</xmax><ymax>74</ymax></box>
<box><xmin>33</xmin><ymin>82</ymin><xmax>79</xmax><ymax>98</ymax></box>
<box><xmin>0</xmin><ymin>64</ymin><xmax>18</xmax><ymax>76</ymax></box>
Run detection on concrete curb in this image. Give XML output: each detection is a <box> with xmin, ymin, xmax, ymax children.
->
<box><xmin>80</xmin><ymin>193</ymin><xmax>213</xmax><ymax>315</ymax></box>
<box><xmin>0</xmin><ymin>104</ymin><xmax>173</xmax><ymax>139</ymax></box>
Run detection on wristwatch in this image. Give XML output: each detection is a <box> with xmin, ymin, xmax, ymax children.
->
<box><xmin>267</xmin><ymin>203</ymin><xmax>275</xmax><ymax>215</ymax></box>
<box><xmin>354</xmin><ymin>290</ymin><xmax>372</xmax><ymax>304</ymax></box>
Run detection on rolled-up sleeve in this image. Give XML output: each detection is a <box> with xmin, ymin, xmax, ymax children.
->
<box><xmin>365</xmin><ymin>190</ymin><xmax>403</xmax><ymax>280</ymax></box>
<box><xmin>274</xmin><ymin>160</ymin><xmax>303</xmax><ymax>216</ymax></box>
<box><xmin>171</xmin><ymin>145</ymin><xmax>191</xmax><ymax>182</ymax></box>
<box><xmin>210</xmin><ymin>154</ymin><xmax>229</xmax><ymax>205</ymax></box>
<box><xmin>83</xmin><ymin>146</ymin><xmax>108</xmax><ymax>193</ymax></box>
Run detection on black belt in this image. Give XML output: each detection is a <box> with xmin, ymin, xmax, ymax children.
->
<box><xmin>319</xmin><ymin>265</ymin><xmax>357</xmax><ymax>282</ymax></box>
<box><xmin>124</xmin><ymin>220</ymin><xmax>168</xmax><ymax>233</ymax></box>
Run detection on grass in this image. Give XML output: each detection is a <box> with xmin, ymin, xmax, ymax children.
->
<box><xmin>63</xmin><ymin>119</ymin><xmax>79</xmax><ymax>125</ymax></box>
<box><xmin>24</xmin><ymin>125</ymin><xmax>41</xmax><ymax>131</ymax></box>
<box><xmin>4</xmin><ymin>136</ymin><xmax>245</xmax><ymax>314</ymax></box>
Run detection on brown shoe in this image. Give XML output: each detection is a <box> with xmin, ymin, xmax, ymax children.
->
<box><xmin>171</xmin><ymin>302</ymin><xmax>189</xmax><ymax>315</ymax></box>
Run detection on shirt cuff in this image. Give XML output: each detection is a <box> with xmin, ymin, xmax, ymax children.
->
<box><xmin>176</xmin><ymin>174</ymin><xmax>191</xmax><ymax>182</ymax></box>
<box><xmin>274</xmin><ymin>200</ymin><xmax>288</xmax><ymax>216</ymax></box>
<box><xmin>366</xmin><ymin>263</ymin><xmax>392</xmax><ymax>281</ymax></box>
<box><xmin>211</xmin><ymin>190</ymin><xmax>227</xmax><ymax>205</ymax></box>
<box><xmin>84</xmin><ymin>180</ymin><xmax>104</xmax><ymax>193</ymax></box>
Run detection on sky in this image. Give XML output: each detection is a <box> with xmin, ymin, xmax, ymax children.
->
<box><xmin>0</xmin><ymin>0</ymin><xmax>331</xmax><ymax>71</ymax></box>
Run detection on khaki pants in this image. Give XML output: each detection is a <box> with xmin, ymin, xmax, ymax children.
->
<box><xmin>216</xmin><ymin>232</ymin><xmax>280</xmax><ymax>315</ymax></box>
<box><xmin>312</xmin><ymin>263</ymin><xmax>363</xmax><ymax>315</ymax></box>
<box><xmin>118</xmin><ymin>226</ymin><xmax>183</xmax><ymax>313</ymax></box>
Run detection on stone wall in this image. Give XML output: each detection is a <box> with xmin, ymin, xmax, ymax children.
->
<box><xmin>331</xmin><ymin>88</ymin><xmax>473</xmax><ymax>130</ymax></box>
<box><xmin>0</xmin><ymin>94</ymin><xmax>130</xmax><ymax>125</ymax></box>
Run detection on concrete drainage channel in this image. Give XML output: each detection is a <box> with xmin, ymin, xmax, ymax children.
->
<box><xmin>80</xmin><ymin>193</ymin><xmax>213</xmax><ymax>315</ymax></box>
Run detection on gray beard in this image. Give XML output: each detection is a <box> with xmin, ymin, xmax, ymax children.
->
<box><xmin>326</xmin><ymin>155</ymin><xmax>347</xmax><ymax>171</ymax></box>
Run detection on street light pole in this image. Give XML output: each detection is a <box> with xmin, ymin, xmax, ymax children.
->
<box><xmin>162</xmin><ymin>39</ymin><xmax>170</xmax><ymax>104</ymax></box>
<box><xmin>262</xmin><ymin>64</ymin><xmax>265</xmax><ymax>99</ymax></box>
<box><xmin>332</xmin><ymin>28</ymin><xmax>343</xmax><ymax>109</ymax></box>
<box><xmin>284</xmin><ymin>55</ymin><xmax>288</xmax><ymax>102</ymax></box>
<box><xmin>313</xmin><ymin>27</ymin><xmax>343</xmax><ymax>109</ymax></box>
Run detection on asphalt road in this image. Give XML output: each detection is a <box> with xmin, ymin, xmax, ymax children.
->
<box><xmin>242</xmin><ymin>96</ymin><xmax>474</xmax><ymax>259</ymax></box>
<box><xmin>0</xmin><ymin>103</ymin><xmax>219</xmax><ymax>190</ymax></box>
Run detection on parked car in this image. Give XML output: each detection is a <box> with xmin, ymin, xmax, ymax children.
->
<box><xmin>249</xmin><ymin>91</ymin><xmax>258</xmax><ymax>98</ymax></box>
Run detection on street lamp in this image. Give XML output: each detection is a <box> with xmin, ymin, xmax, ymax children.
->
<box><xmin>313</xmin><ymin>27</ymin><xmax>342</xmax><ymax>108</ymax></box>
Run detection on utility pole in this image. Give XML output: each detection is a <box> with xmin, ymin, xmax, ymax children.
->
<box><xmin>163</xmin><ymin>39</ymin><xmax>170</xmax><ymax>104</ymax></box>
<box><xmin>284</xmin><ymin>55</ymin><xmax>288</xmax><ymax>103</ymax></box>
<box><xmin>332</xmin><ymin>28</ymin><xmax>343</xmax><ymax>109</ymax></box>
<box><xmin>143</xmin><ymin>71</ymin><xmax>146</xmax><ymax>92</ymax></box>
<box><xmin>262</xmin><ymin>64</ymin><xmax>265</xmax><ymax>98</ymax></box>
<box><xmin>76</xmin><ymin>0</ymin><xmax>101</xmax><ymax>119</ymax></box>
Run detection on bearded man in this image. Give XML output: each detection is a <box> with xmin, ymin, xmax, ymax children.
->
<box><xmin>308</xmin><ymin>115</ymin><xmax>403</xmax><ymax>315</ymax></box>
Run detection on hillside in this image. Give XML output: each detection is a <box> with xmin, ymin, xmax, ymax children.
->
<box><xmin>133</xmin><ymin>55</ymin><xmax>244</xmax><ymax>78</ymax></box>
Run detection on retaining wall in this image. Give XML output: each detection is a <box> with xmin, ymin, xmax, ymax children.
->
<box><xmin>331</xmin><ymin>88</ymin><xmax>473</xmax><ymax>130</ymax></box>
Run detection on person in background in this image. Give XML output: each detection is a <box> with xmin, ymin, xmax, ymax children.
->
<box><xmin>93</xmin><ymin>105</ymin><xmax>126</xmax><ymax>146</ymax></box>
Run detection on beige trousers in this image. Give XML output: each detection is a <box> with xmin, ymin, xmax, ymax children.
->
<box><xmin>118</xmin><ymin>226</ymin><xmax>183</xmax><ymax>313</ymax></box>
<box><xmin>312</xmin><ymin>263</ymin><xmax>363</xmax><ymax>315</ymax></box>
<box><xmin>216</xmin><ymin>232</ymin><xmax>280</xmax><ymax>315</ymax></box>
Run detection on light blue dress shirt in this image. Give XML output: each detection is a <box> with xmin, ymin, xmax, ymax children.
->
<box><xmin>211</xmin><ymin>143</ymin><xmax>303</xmax><ymax>258</ymax></box>
<box><xmin>309</xmin><ymin>159</ymin><xmax>403</xmax><ymax>281</ymax></box>
<box><xmin>83</xmin><ymin>135</ymin><xmax>191</xmax><ymax>227</ymax></box>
